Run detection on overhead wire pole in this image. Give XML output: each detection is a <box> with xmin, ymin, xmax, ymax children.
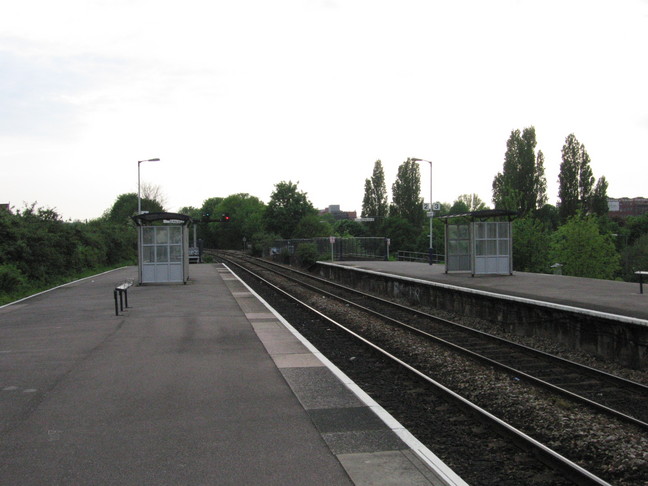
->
<box><xmin>411</xmin><ymin>157</ymin><xmax>434</xmax><ymax>265</ymax></box>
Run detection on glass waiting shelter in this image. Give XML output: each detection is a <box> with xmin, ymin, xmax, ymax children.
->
<box><xmin>132</xmin><ymin>212</ymin><xmax>192</xmax><ymax>284</ymax></box>
<box><xmin>440</xmin><ymin>210</ymin><xmax>517</xmax><ymax>276</ymax></box>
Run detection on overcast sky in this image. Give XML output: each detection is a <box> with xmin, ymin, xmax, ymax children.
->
<box><xmin>2</xmin><ymin>0</ymin><xmax>647</xmax><ymax>221</ymax></box>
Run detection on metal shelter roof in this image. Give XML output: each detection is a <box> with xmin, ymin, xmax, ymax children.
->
<box><xmin>131</xmin><ymin>212</ymin><xmax>193</xmax><ymax>226</ymax></box>
<box><xmin>438</xmin><ymin>209</ymin><xmax>518</xmax><ymax>221</ymax></box>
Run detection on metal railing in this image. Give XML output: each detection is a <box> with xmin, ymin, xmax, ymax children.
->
<box><xmin>269</xmin><ymin>237</ymin><xmax>389</xmax><ymax>263</ymax></box>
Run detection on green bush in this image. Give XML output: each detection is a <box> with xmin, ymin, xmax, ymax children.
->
<box><xmin>0</xmin><ymin>264</ymin><xmax>26</xmax><ymax>294</ymax></box>
<box><xmin>296</xmin><ymin>243</ymin><xmax>319</xmax><ymax>267</ymax></box>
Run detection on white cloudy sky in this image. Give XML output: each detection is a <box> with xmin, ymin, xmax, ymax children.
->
<box><xmin>1</xmin><ymin>0</ymin><xmax>647</xmax><ymax>221</ymax></box>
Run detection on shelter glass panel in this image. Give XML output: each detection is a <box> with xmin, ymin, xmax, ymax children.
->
<box><xmin>476</xmin><ymin>239</ymin><xmax>497</xmax><ymax>256</ymax></box>
<box><xmin>143</xmin><ymin>227</ymin><xmax>154</xmax><ymax>245</ymax></box>
<box><xmin>475</xmin><ymin>222</ymin><xmax>486</xmax><ymax>239</ymax></box>
<box><xmin>448</xmin><ymin>224</ymin><xmax>470</xmax><ymax>255</ymax></box>
<box><xmin>142</xmin><ymin>246</ymin><xmax>155</xmax><ymax>263</ymax></box>
<box><xmin>156</xmin><ymin>246</ymin><xmax>169</xmax><ymax>263</ymax></box>
<box><xmin>169</xmin><ymin>226</ymin><xmax>182</xmax><ymax>245</ymax></box>
<box><xmin>156</xmin><ymin>227</ymin><xmax>169</xmax><ymax>245</ymax></box>
<box><xmin>498</xmin><ymin>239</ymin><xmax>509</xmax><ymax>256</ymax></box>
<box><xmin>169</xmin><ymin>245</ymin><xmax>182</xmax><ymax>263</ymax></box>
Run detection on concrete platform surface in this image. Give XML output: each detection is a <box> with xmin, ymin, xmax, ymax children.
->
<box><xmin>0</xmin><ymin>264</ymin><xmax>464</xmax><ymax>486</ymax></box>
<box><xmin>324</xmin><ymin>261</ymin><xmax>648</xmax><ymax>323</ymax></box>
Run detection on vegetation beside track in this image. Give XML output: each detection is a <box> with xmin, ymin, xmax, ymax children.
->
<box><xmin>0</xmin><ymin>204</ymin><xmax>137</xmax><ymax>306</ymax></box>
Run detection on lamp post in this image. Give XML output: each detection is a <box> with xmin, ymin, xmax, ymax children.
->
<box><xmin>137</xmin><ymin>158</ymin><xmax>160</xmax><ymax>214</ymax></box>
<box><xmin>411</xmin><ymin>157</ymin><xmax>434</xmax><ymax>265</ymax></box>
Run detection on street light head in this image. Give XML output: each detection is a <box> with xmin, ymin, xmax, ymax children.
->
<box><xmin>138</xmin><ymin>158</ymin><xmax>160</xmax><ymax>163</ymax></box>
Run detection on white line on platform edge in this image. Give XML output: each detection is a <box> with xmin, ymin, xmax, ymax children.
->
<box><xmin>222</xmin><ymin>263</ymin><xmax>469</xmax><ymax>486</ymax></box>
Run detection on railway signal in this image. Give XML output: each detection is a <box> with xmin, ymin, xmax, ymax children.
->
<box><xmin>195</xmin><ymin>213</ymin><xmax>231</xmax><ymax>224</ymax></box>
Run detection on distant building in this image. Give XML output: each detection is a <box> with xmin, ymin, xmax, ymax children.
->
<box><xmin>319</xmin><ymin>205</ymin><xmax>357</xmax><ymax>221</ymax></box>
<box><xmin>0</xmin><ymin>203</ymin><xmax>11</xmax><ymax>213</ymax></box>
<box><xmin>608</xmin><ymin>197</ymin><xmax>648</xmax><ymax>218</ymax></box>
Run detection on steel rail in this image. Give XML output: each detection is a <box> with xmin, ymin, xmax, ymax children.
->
<box><xmin>224</xmin><ymin>251</ymin><xmax>647</xmax><ymax>395</ymax></box>
<box><xmin>219</xmin><ymin>252</ymin><xmax>648</xmax><ymax>431</ymax></box>
<box><xmin>221</xmin><ymin>258</ymin><xmax>613</xmax><ymax>486</ymax></box>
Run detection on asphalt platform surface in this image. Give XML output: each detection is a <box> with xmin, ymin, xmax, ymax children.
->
<box><xmin>324</xmin><ymin>261</ymin><xmax>648</xmax><ymax>324</ymax></box>
<box><xmin>0</xmin><ymin>264</ymin><xmax>463</xmax><ymax>486</ymax></box>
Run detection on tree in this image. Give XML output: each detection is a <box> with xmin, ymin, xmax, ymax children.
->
<box><xmin>512</xmin><ymin>217</ymin><xmax>551</xmax><ymax>272</ymax></box>
<box><xmin>492</xmin><ymin>126</ymin><xmax>546</xmax><ymax>215</ymax></box>
<box><xmin>293</xmin><ymin>214</ymin><xmax>331</xmax><ymax>238</ymax></box>
<box><xmin>197</xmin><ymin>197</ymin><xmax>225</xmax><ymax>247</ymax></box>
<box><xmin>362</xmin><ymin>160</ymin><xmax>389</xmax><ymax>232</ymax></box>
<box><xmin>200</xmin><ymin>197</ymin><xmax>224</xmax><ymax>221</ymax></box>
<box><xmin>105</xmin><ymin>193</ymin><xmax>164</xmax><ymax>225</ymax></box>
<box><xmin>535</xmin><ymin>203</ymin><xmax>560</xmax><ymax>231</ymax></box>
<box><xmin>621</xmin><ymin>234</ymin><xmax>648</xmax><ymax>281</ymax></box>
<box><xmin>558</xmin><ymin>134</ymin><xmax>603</xmax><ymax>222</ymax></box>
<box><xmin>177</xmin><ymin>206</ymin><xmax>201</xmax><ymax>221</ymax></box>
<box><xmin>198</xmin><ymin>194</ymin><xmax>266</xmax><ymax>249</ymax></box>
<box><xmin>140</xmin><ymin>183</ymin><xmax>168</xmax><ymax>209</ymax></box>
<box><xmin>534</xmin><ymin>150</ymin><xmax>548</xmax><ymax>209</ymax></box>
<box><xmin>591</xmin><ymin>176</ymin><xmax>609</xmax><ymax>217</ymax></box>
<box><xmin>0</xmin><ymin>202</ymin><xmax>137</xmax><ymax>301</ymax></box>
<box><xmin>263</xmin><ymin>181</ymin><xmax>316</xmax><ymax>239</ymax></box>
<box><xmin>624</xmin><ymin>213</ymin><xmax>648</xmax><ymax>246</ymax></box>
<box><xmin>448</xmin><ymin>199</ymin><xmax>469</xmax><ymax>215</ymax></box>
<box><xmin>383</xmin><ymin>215</ymin><xmax>420</xmax><ymax>254</ymax></box>
<box><xmin>391</xmin><ymin>158</ymin><xmax>425</xmax><ymax>228</ymax></box>
<box><xmin>454</xmin><ymin>194</ymin><xmax>487</xmax><ymax>213</ymax></box>
<box><xmin>549</xmin><ymin>214</ymin><xmax>620</xmax><ymax>279</ymax></box>
<box><xmin>333</xmin><ymin>219</ymin><xmax>367</xmax><ymax>237</ymax></box>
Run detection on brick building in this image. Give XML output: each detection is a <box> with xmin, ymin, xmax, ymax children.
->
<box><xmin>608</xmin><ymin>197</ymin><xmax>648</xmax><ymax>218</ymax></box>
<box><xmin>319</xmin><ymin>205</ymin><xmax>357</xmax><ymax>221</ymax></box>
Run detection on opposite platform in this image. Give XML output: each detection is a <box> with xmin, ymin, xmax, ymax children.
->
<box><xmin>323</xmin><ymin>261</ymin><xmax>648</xmax><ymax>323</ymax></box>
<box><xmin>0</xmin><ymin>264</ymin><xmax>464</xmax><ymax>486</ymax></box>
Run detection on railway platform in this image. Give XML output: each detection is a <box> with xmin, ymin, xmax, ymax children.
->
<box><xmin>0</xmin><ymin>264</ymin><xmax>464</xmax><ymax>486</ymax></box>
<box><xmin>324</xmin><ymin>261</ymin><xmax>648</xmax><ymax>323</ymax></box>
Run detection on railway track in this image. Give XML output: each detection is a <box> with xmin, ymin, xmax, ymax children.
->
<box><xmin>220</xmin><ymin>252</ymin><xmax>648</xmax><ymax>429</ymax></box>
<box><xmin>211</xmin><ymin>251</ymin><xmax>648</xmax><ymax>486</ymax></box>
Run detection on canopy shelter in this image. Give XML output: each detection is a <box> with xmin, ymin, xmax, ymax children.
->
<box><xmin>132</xmin><ymin>212</ymin><xmax>192</xmax><ymax>284</ymax></box>
<box><xmin>439</xmin><ymin>209</ymin><xmax>517</xmax><ymax>276</ymax></box>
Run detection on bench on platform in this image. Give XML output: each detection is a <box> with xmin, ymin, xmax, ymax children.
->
<box><xmin>114</xmin><ymin>282</ymin><xmax>132</xmax><ymax>316</ymax></box>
